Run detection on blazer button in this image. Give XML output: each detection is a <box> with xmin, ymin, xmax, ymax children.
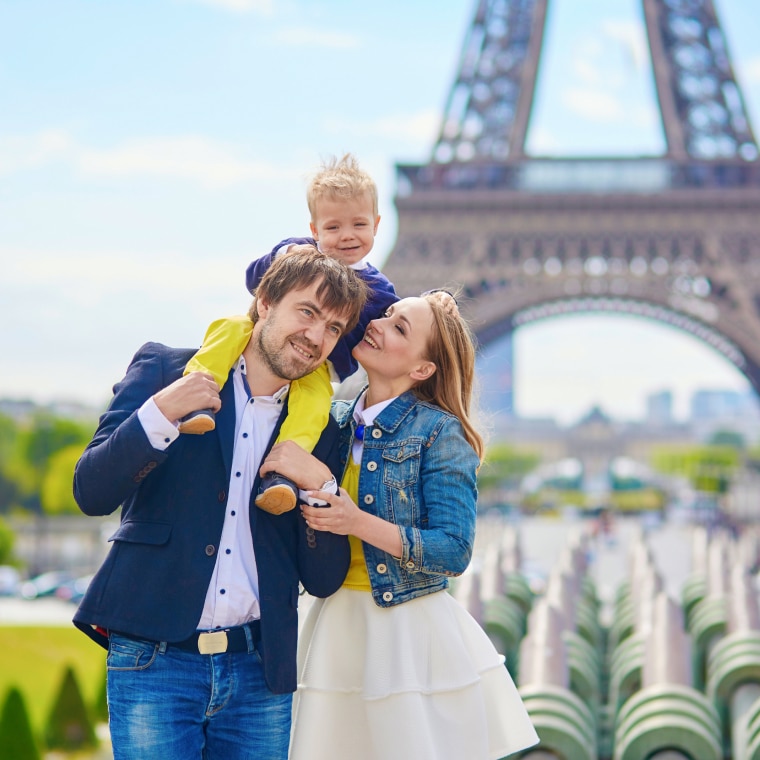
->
<box><xmin>382</xmin><ymin>591</ymin><xmax>393</xmax><ymax>602</ymax></box>
<box><xmin>366</xmin><ymin>461</ymin><xmax>377</xmax><ymax>472</ymax></box>
<box><xmin>363</xmin><ymin>494</ymin><xmax>374</xmax><ymax>505</ymax></box>
<box><xmin>371</xmin><ymin>429</ymin><xmax>382</xmax><ymax>439</ymax></box>
<box><xmin>376</xmin><ymin>563</ymin><xmax>387</xmax><ymax>574</ymax></box>
<box><xmin>147</xmin><ymin>461</ymin><xmax>157</xmax><ymax>470</ymax></box>
<box><xmin>205</xmin><ymin>545</ymin><xmax>216</xmax><ymax>556</ymax></box>
<box><xmin>217</xmin><ymin>490</ymin><xmax>226</xmax><ymax>503</ymax></box>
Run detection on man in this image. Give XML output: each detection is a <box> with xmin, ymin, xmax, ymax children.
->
<box><xmin>73</xmin><ymin>246</ymin><xmax>368</xmax><ymax>760</ymax></box>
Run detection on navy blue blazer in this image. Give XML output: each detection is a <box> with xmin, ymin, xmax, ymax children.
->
<box><xmin>73</xmin><ymin>342</ymin><xmax>350</xmax><ymax>694</ymax></box>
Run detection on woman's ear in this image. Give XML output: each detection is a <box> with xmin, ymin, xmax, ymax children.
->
<box><xmin>410</xmin><ymin>361</ymin><xmax>436</xmax><ymax>382</ymax></box>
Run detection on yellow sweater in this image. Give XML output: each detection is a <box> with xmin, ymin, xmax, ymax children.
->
<box><xmin>340</xmin><ymin>460</ymin><xmax>371</xmax><ymax>591</ymax></box>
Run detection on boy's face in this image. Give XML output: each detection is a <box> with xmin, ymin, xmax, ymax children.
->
<box><xmin>309</xmin><ymin>192</ymin><xmax>380</xmax><ymax>266</ymax></box>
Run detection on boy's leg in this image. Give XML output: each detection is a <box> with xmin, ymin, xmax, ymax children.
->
<box><xmin>256</xmin><ymin>363</ymin><xmax>333</xmax><ymax>515</ymax></box>
<box><xmin>179</xmin><ymin>315</ymin><xmax>253</xmax><ymax>434</ymax></box>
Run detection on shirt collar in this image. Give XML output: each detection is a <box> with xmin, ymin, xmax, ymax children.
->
<box><xmin>353</xmin><ymin>390</ymin><xmax>395</xmax><ymax>428</ymax></box>
<box><xmin>235</xmin><ymin>356</ymin><xmax>290</xmax><ymax>403</ymax></box>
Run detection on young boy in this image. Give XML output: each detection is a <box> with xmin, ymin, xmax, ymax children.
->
<box><xmin>181</xmin><ymin>154</ymin><xmax>398</xmax><ymax>515</ymax></box>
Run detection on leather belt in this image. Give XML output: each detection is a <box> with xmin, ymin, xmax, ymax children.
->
<box><xmin>171</xmin><ymin>621</ymin><xmax>261</xmax><ymax>655</ymax></box>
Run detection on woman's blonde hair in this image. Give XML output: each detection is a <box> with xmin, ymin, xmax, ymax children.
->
<box><xmin>412</xmin><ymin>294</ymin><xmax>485</xmax><ymax>463</ymax></box>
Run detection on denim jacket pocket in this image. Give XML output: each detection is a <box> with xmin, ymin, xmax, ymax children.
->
<box><xmin>381</xmin><ymin>440</ymin><xmax>422</xmax><ymax>489</ymax></box>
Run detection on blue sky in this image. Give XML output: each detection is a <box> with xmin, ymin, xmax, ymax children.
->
<box><xmin>1</xmin><ymin>0</ymin><xmax>759</xmax><ymax>425</ymax></box>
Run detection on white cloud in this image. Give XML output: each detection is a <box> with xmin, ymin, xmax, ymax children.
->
<box><xmin>601</xmin><ymin>20</ymin><xmax>649</xmax><ymax>71</ymax></box>
<box><xmin>0</xmin><ymin>130</ymin><xmax>72</xmax><ymax>175</ymax></box>
<box><xmin>322</xmin><ymin>109</ymin><xmax>439</xmax><ymax>143</ymax></box>
<box><xmin>78</xmin><ymin>136</ymin><xmax>292</xmax><ymax>188</ymax></box>
<box><xmin>562</xmin><ymin>88</ymin><xmax>625</xmax><ymax>122</ymax></box>
<box><xmin>740</xmin><ymin>55</ymin><xmax>760</xmax><ymax>85</ymax></box>
<box><xmin>177</xmin><ymin>0</ymin><xmax>273</xmax><ymax>14</ymax></box>
<box><xmin>273</xmin><ymin>27</ymin><xmax>360</xmax><ymax>49</ymax></box>
<box><xmin>0</xmin><ymin>131</ymin><xmax>300</xmax><ymax>188</ymax></box>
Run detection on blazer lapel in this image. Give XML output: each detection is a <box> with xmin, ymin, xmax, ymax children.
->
<box><xmin>216</xmin><ymin>369</ymin><xmax>236</xmax><ymax>478</ymax></box>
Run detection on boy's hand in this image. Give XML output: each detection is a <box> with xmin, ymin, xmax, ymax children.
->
<box><xmin>153</xmin><ymin>372</ymin><xmax>220</xmax><ymax>425</ymax></box>
<box><xmin>260</xmin><ymin>440</ymin><xmax>333</xmax><ymax>491</ymax></box>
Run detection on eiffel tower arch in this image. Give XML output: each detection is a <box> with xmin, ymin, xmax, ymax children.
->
<box><xmin>383</xmin><ymin>0</ymin><xmax>760</xmax><ymax>408</ymax></box>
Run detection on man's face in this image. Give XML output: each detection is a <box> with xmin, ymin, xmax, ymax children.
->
<box><xmin>309</xmin><ymin>192</ymin><xmax>380</xmax><ymax>267</ymax></box>
<box><xmin>253</xmin><ymin>281</ymin><xmax>348</xmax><ymax>382</ymax></box>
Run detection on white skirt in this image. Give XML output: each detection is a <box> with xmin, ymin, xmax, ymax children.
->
<box><xmin>290</xmin><ymin>587</ymin><xmax>538</xmax><ymax>760</ymax></box>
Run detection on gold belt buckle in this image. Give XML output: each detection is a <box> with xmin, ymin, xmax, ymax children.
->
<box><xmin>197</xmin><ymin>630</ymin><xmax>228</xmax><ymax>654</ymax></box>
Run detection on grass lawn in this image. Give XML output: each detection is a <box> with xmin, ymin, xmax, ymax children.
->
<box><xmin>0</xmin><ymin>626</ymin><xmax>106</xmax><ymax>736</ymax></box>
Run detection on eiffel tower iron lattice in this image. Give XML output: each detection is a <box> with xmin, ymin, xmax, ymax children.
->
<box><xmin>382</xmin><ymin>0</ymin><xmax>760</xmax><ymax>399</ymax></box>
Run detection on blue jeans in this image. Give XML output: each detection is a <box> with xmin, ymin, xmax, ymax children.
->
<box><xmin>106</xmin><ymin>633</ymin><xmax>291</xmax><ymax>760</ymax></box>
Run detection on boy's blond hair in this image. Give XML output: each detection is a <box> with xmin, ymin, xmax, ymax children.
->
<box><xmin>307</xmin><ymin>153</ymin><xmax>378</xmax><ymax>219</ymax></box>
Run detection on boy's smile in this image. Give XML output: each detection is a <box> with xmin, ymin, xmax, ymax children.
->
<box><xmin>310</xmin><ymin>192</ymin><xmax>380</xmax><ymax>267</ymax></box>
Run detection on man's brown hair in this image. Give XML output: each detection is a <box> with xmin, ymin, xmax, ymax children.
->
<box><xmin>249</xmin><ymin>244</ymin><xmax>368</xmax><ymax>333</ymax></box>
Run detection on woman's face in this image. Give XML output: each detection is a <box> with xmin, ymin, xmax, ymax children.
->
<box><xmin>353</xmin><ymin>297</ymin><xmax>435</xmax><ymax>387</ymax></box>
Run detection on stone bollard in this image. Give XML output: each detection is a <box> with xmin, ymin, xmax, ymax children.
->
<box><xmin>681</xmin><ymin>526</ymin><xmax>709</xmax><ymax>625</ymax></box>
<box><xmin>518</xmin><ymin>600</ymin><xmax>597</xmax><ymax>760</ymax></box>
<box><xmin>480</xmin><ymin>540</ymin><xmax>528</xmax><ymax>674</ymax></box>
<box><xmin>613</xmin><ymin>592</ymin><xmax>722</xmax><ymax>760</ymax></box>
<box><xmin>451</xmin><ymin>567</ymin><xmax>484</xmax><ymax>625</ymax></box>
<box><xmin>706</xmin><ymin>557</ymin><xmax>760</xmax><ymax>760</ymax></box>
<box><xmin>688</xmin><ymin>533</ymin><xmax>730</xmax><ymax>690</ymax></box>
<box><xmin>608</xmin><ymin>540</ymin><xmax>663</xmax><ymax>715</ymax></box>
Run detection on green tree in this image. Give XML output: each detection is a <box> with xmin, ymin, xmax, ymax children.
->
<box><xmin>0</xmin><ymin>686</ymin><xmax>41</xmax><ymax>760</ymax></box>
<box><xmin>0</xmin><ymin>518</ymin><xmax>15</xmax><ymax>565</ymax></box>
<box><xmin>40</xmin><ymin>445</ymin><xmax>86</xmax><ymax>515</ymax></box>
<box><xmin>44</xmin><ymin>666</ymin><xmax>97</xmax><ymax>751</ymax></box>
<box><xmin>651</xmin><ymin>445</ymin><xmax>740</xmax><ymax>495</ymax></box>
<box><xmin>478</xmin><ymin>443</ymin><xmax>541</xmax><ymax>491</ymax></box>
<box><xmin>6</xmin><ymin>414</ymin><xmax>93</xmax><ymax>514</ymax></box>
<box><xmin>93</xmin><ymin>671</ymin><xmax>109</xmax><ymax>725</ymax></box>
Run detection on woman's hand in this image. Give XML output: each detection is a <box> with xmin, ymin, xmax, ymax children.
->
<box><xmin>301</xmin><ymin>487</ymin><xmax>361</xmax><ymax>536</ymax></box>
<box><xmin>302</xmin><ymin>488</ymin><xmax>404</xmax><ymax>558</ymax></box>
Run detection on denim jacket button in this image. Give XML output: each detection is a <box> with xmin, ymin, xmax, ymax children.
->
<box><xmin>405</xmin><ymin>561</ymin><xmax>414</xmax><ymax>569</ymax></box>
<box><xmin>366</xmin><ymin>461</ymin><xmax>377</xmax><ymax>472</ymax></box>
<box><xmin>371</xmin><ymin>429</ymin><xmax>382</xmax><ymax>439</ymax></box>
<box><xmin>364</xmin><ymin>494</ymin><xmax>374</xmax><ymax>505</ymax></box>
<box><xmin>376</xmin><ymin>563</ymin><xmax>387</xmax><ymax>574</ymax></box>
<box><xmin>382</xmin><ymin>591</ymin><xmax>393</xmax><ymax>602</ymax></box>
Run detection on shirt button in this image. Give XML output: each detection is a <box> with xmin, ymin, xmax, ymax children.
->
<box><xmin>205</xmin><ymin>545</ymin><xmax>216</xmax><ymax>556</ymax></box>
<box><xmin>364</xmin><ymin>494</ymin><xmax>374</xmax><ymax>505</ymax></box>
<box><xmin>371</xmin><ymin>429</ymin><xmax>382</xmax><ymax>439</ymax></box>
<box><xmin>376</xmin><ymin>563</ymin><xmax>387</xmax><ymax>574</ymax></box>
<box><xmin>382</xmin><ymin>591</ymin><xmax>393</xmax><ymax>602</ymax></box>
<box><xmin>366</xmin><ymin>461</ymin><xmax>377</xmax><ymax>472</ymax></box>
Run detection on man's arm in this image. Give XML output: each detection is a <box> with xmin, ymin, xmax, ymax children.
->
<box><xmin>74</xmin><ymin>343</ymin><xmax>219</xmax><ymax>516</ymax></box>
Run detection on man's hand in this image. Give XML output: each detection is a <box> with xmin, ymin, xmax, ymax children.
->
<box><xmin>260</xmin><ymin>440</ymin><xmax>333</xmax><ymax>491</ymax></box>
<box><xmin>153</xmin><ymin>372</ymin><xmax>221</xmax><ymax>425</ymax></box>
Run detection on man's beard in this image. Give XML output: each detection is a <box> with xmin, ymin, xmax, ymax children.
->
<box><xmin>255</xmin><ymin>320</ymin><xmax>319</xmax><ymax>381</ymax></box>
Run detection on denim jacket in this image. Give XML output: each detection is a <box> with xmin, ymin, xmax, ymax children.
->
<box><xmin>332</xmin><ymin>390</ymin><xmax>479</xmax><ymax>608</ymax></box>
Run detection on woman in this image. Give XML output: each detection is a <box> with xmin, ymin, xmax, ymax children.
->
<box><xmin>263</xmin><ymin>294</ymin><xmax>538</xmax><ymax>759</ymax></box>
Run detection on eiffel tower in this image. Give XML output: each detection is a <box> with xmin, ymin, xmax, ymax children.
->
<box><xmin>382</xmin><ymin>0</ymin><xmax>760</xmax><ymax>412</ymax></box>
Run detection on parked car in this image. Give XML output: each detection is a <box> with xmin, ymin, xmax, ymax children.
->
<box><xmin>0</xmin><ymin>566</ymin><xmax>20</xmax><ymax>596</ymax></box>
<box><xmin>54</xmin><ymin>574</ymin><xmax>94</xmax><ymax>604</ymax></box>
<box><xmin>18</xmin><ymin>570</ymin><xmax>73</xmax><ymax>600</ymax></box>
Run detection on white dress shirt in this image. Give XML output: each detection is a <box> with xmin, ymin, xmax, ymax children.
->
<box><xmin>139</xmin><ymin>355</ymin><xmax>288</xmax><ymax>630</ymax></box>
